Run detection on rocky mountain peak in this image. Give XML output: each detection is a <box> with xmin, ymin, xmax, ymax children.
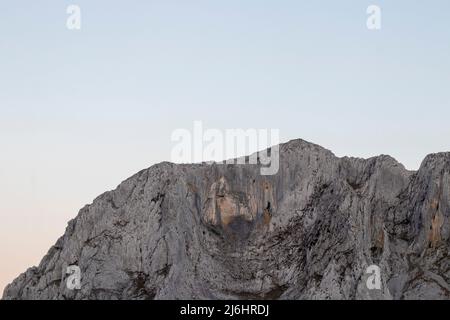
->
<box><xmin>3</xmin><ymin>139</ymin><xmax>449</xmax><ymax>300</ymax></box>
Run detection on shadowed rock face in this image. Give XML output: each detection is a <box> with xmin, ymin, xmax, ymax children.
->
<box><xmin>3</xmin><ymin>139</ymin><xmax>449</xmax><ymax>300</ymax></box>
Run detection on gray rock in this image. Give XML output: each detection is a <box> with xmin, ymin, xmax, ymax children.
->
<box><xmin>2</xmin><ymin>139</ymin><xmax>449</xmax><ymax>300</ymax></box>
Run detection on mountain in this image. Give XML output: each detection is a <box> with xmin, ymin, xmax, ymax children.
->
<box><xmin>3</xmin><ymin>139</ymin><xmax>449</xmax><ymax>299</ymax></box>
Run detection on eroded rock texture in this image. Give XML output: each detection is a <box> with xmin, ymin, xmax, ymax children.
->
<box><xmin>3</xmin><ymin>139</ymin><xmax>449</xmax><ymax>300</ymax></box>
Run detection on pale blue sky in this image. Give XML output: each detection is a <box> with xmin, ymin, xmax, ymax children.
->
<box><xmin>1</xmin><ymin>0</ymin><xmax>449</xmax><ymax>291</ymax></box>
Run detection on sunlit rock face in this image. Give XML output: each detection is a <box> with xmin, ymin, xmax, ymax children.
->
<box><xmin>3</xmin><ymin>139</ymin><xmax>449</xmax><ymax>300</ymax></box>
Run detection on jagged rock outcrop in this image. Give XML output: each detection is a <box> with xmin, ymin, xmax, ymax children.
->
<box><xmin>3</xmin><ymin>139</ymin><xmax>449</xmax><ymax>300</ymax></box>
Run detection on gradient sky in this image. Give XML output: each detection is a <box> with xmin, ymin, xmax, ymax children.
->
<box><xmin>1</xmin><ymin>0</ymin><xmax>450</xmax><ymax>293</ymax></box>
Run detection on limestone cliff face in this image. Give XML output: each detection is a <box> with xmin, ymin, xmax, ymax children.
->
<box><xmin>3</xmin><ymin>139</ymin><xmax>449</xmax><ymax>300</ymax></box>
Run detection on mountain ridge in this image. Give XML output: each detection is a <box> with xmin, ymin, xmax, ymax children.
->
<box><xmin>3</xmin><ymin>138</ymin><xmax>449</xmax><ymax>300</ymax></box>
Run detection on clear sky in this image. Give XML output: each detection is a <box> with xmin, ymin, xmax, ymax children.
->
<box><xmin>1</xmin><ymin>0</ymin><xmax>450</xmax><ymax>293</ymax></box>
